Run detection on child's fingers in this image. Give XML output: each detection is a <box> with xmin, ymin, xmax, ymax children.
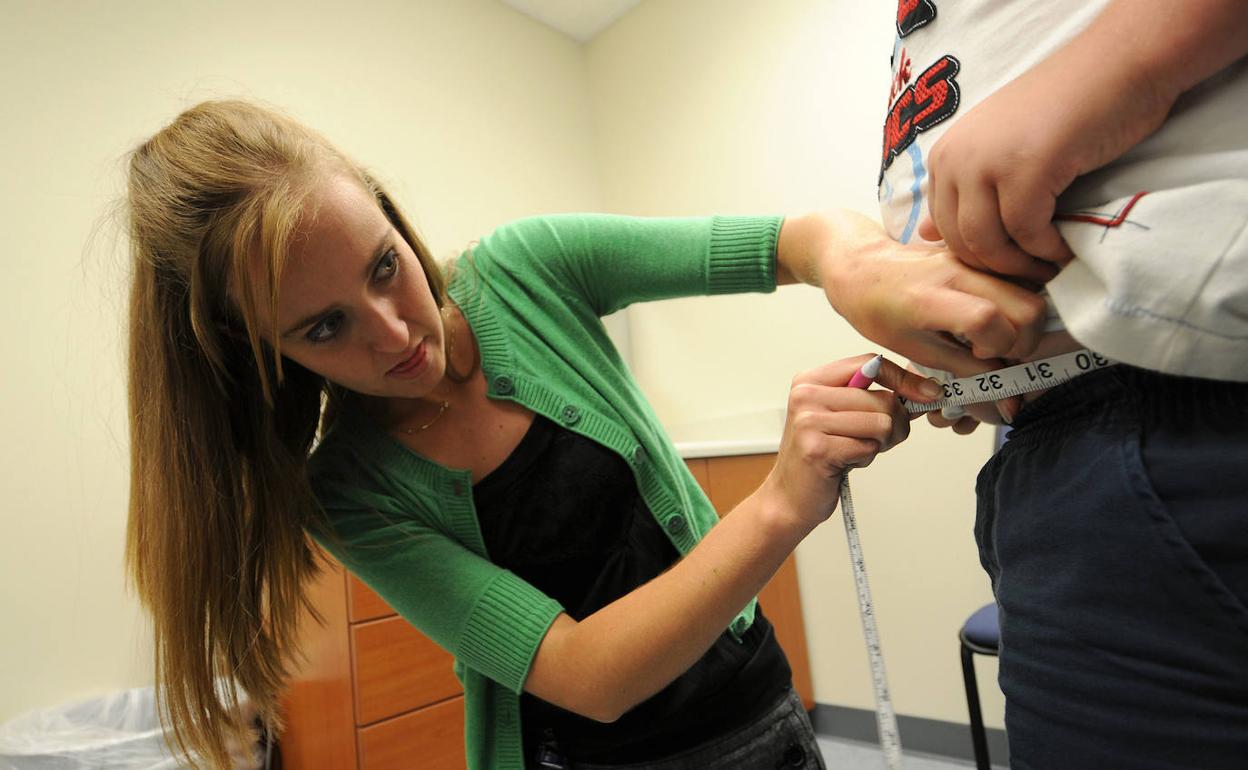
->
<box><xmin>952</xmin><ymin>416</ymin><xmax>981</xmax><ymax>434</ymax></box>
<box><xmin>958</xmin><ymin>185</ymin><xmax>1060</xmax><ymax>284</ymax></box>
<box><xmin>917</xmin><ymin>214</ymin><xmax>941</xmax><ymax>243</ymax></box>
<box><xmin>924</xmin><ymin>165</ymin><xmax>1066</xmax><ymax>281</ymax></box>
<box><xmin>926</xmin><ymin>410</ymin><xmax>982</xmax><ymax>434</ymax></box>
<box><xmin>931</xmin><ymin>178</ymin><xmax>976</xmax><ymax>273</ymax></box>
<box><xmin>999</xmin><ymin>182</ymin><xmax>1076</xmax><ymax>267</ymax></box>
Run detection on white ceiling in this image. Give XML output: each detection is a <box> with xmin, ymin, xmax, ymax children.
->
<box><xmin>497</xmin><ymin>0</ymin><xmax>642</xmax><ymax>43</ymax></box>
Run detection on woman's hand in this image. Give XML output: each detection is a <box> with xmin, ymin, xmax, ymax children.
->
<box><xmin>777</xmin><ymin>212</ymin><xmax>1042</xmax><ymax>426</ymax></box>
<box><xmin>758</xmin><ymin>354</ymin><xmax>941</xmax><ymax>529</ymax></box>
<box><xmin>815</xmin><ymin>212</ymin><xmax>1048</xmax><ymax>374</ymax></box>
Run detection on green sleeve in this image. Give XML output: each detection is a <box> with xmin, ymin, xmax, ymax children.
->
<box><xmin>311</xmin><ymin>510</ymin><xmax>564</xmax><ymax>694</ymax></box>
<box><xmin>466</xmin><ymin>214</ymin><xmax>783</xmax><ymax>317</ymax></box>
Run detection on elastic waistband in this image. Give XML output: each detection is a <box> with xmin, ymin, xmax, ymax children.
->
<box><xmin>1006</xmin><ymin>365</ymin><xmax>1248</xmax><ymax>446</ymax></box>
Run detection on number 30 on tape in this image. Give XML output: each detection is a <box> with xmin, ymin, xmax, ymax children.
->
<box><xmin>900</xmin><ymin>349</ymin><xmax>1116</xmax><ymax>414</ymax></box>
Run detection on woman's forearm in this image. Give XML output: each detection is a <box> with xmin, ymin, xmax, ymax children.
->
<box><xmin>524</xmin><ymin>484</ymin><xmax>810</xmax><ymax>722</ymax></box>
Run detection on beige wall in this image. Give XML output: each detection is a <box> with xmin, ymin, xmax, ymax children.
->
<box><xmin>0</xmin><ymin>0</ymin><xmax>600</xmax><ymax>722</ymax></box>
<box><xmin>586</xmin><ymin>0</ymin><xmax>1005</xmax><ymax>728</ymax></box>
<box><xmin>0</xmin><ymin>0</ymin><xmax>1003</xmax><ymax>735</ymax></box>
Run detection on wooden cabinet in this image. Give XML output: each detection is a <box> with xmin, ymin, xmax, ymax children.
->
<box><xmin>358</xmin><ymin>697</ymin><xmax>466</xmax><ymax>770</ymax></box>
<box><xmin>281</xmin><ymin>452</ymin><xmax>810</xmax><ymax>767</ymax></box>
<box><xmin>281</xmin><ymin>564</ymin><xmax>465</xmax><ymax>770</ymax></box>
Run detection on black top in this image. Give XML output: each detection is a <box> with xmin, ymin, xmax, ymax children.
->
<box><xmin>473</xmin><ymin>414</ymin><xmax>791</xmax><ymax>765</ymax></box>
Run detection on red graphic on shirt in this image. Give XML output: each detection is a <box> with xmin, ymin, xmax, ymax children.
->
<box><xmin>1056</xmin><ymin>191</ymin><xmax>1150</xmax><ymax>228</ymax></box>
<box><xmin>889</xmin><ymin>48</ymin><xmax>913</xmax><ymax>105</ymax></box>
<box><xmin>881</xmin><ymin>54</ymin><xmax>961</xmax><ymax>180</ymax></box>
<box><xmin>897</xmin><ymin>0</ymin><xmax>937</xmax><ymax>37</ymax></box>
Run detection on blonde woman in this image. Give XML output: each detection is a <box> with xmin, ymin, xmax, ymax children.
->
<box><xmin>124</xmin><ymin>100</ymin><xmax>1044</xmax><ymax>769</ymax></box>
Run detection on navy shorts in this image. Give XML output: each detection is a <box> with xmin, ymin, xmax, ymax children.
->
<box><xmin>976</xmin><ymin>365</ymin><xmax>1248</xmax><ymax>769</ymax></box>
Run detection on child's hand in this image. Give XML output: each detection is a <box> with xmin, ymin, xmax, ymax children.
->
<box><xmin>760</xmin><ymin>355</ymin><xmax>940</xmax><ymax>529</ymax></box>
<box><xmin>917</xmin><ymin>19</ymin><xmax>1177</xmax><ymax>281</ymax></box>
<box><xmin>927</xmin><ymin>408</ymin><xmax>982</xmax><ymax>435</ymax></box>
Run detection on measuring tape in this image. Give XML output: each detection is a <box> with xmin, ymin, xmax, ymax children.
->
<box><xmin>839</xmin><ymin>348</ymin><xmax>1116</xmax><ymax>770</ymax></box>
<box><xmin>898</xmin><ymin>348</ymin><xmax>1116</xmax><ymax>414</ymax></box>
<box><xmin>837</xmin><ymin>475</ymin><xmax>904</xmax><ymax>768</ymax></box>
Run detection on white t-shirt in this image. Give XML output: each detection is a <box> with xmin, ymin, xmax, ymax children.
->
<box><xmin>878</xmin><ymin>0</ymin><xmax>1248</xmax><ymax>382</ymax></box>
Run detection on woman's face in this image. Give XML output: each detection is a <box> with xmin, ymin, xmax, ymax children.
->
<box><xmin>262</xmin><ymin>174</ymin><xmax>447</xmax><ymax>399</ymax></box>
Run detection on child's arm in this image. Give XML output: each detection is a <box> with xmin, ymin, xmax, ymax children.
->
<box><xmin>523</xmin><ymin>356</ymin><xmax>938</xmax><ymax>722</ymax></box>
<box><xmin>917</xmin><ymin>0</ymin><xmax>1248</xmax><ymax>278</ymax></box>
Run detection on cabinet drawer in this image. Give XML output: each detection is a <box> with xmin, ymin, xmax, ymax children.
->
<box><xmin>352</xmin><ymin>616</ymin><xmax>462</xmax><ymax>725</ymax></box>
<box><xmin>358</xmin><ymin>696</ymin><xmax>465</xmax><ymax>770</ymax></box>
<box><xmin>349</xmin><ymin>575</ymin><xmax>397</xmax><ymax>623</ymax></box>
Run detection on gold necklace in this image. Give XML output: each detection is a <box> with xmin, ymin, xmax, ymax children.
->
<box><xmin>400</xmin><ymin>306</ymin><xmax>456</xmax><ymax>434</ymax></box>
<box><xmin>401</xmin><ymin>399</ymin><xmax>448</xmax><ymax>434</ymax></box>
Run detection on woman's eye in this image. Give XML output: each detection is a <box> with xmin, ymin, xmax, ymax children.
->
<box><xmin>374</xmin><ymin>249</ymin><xmax>399</xmax><ymax>280</ymax></box>
<box><xmin>302</xmin><ymin>250</ymin><xmax>397</xmax><ymax>345</ymax></box>
<box><xmin>306</xmin><ymin>312</ymin><xmax>344</xmax><ymax>344</ymax></box>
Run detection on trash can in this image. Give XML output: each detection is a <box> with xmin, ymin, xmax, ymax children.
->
<box><xmin>0</xmin><ymin>686</ymin><xmax>263</xmax><ymax>770</ymax></box>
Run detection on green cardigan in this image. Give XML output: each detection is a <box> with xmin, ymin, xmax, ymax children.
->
<box><xmin>307</xmin><ymin>213</ymin><xmax>783</xmax><ymax>769</ymax></box>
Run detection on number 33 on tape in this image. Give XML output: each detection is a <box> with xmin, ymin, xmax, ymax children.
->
<box><xmin>900</xmin><ymin>349</ymin><xmax>1116</xmax><ymax>414</ymax></box>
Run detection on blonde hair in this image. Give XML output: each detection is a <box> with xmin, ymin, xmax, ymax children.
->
<box><xmin>124</xmin><ymin>99</ymin><xmax>444</xmax><ymax>768</ymax></box>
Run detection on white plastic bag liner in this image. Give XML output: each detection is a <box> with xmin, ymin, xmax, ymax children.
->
<box><xmin>0</xmin><ymin>686</ymin><xmax>260</xmax><ymax>770</ymax></box>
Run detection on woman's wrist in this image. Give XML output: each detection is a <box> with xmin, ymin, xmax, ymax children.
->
<box><xmin>774</xmin><ymin>210</ymin><xmax>893</xmax><ymax>318</ymax></box>
<box><xmin>748</xmin><ymin>476</ymin><xmax>828</xmax><ymax>545</ymax></box>
<box><xmin>818</xmin><ymin>212</ymin><xmax>891</xmax><ymax>320</ymax></box>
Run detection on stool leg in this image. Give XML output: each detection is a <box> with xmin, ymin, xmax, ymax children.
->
<box><xmin>961</xmin><ymin>643</ymin><xmax>991</xmax><ymax>770</ymax></box>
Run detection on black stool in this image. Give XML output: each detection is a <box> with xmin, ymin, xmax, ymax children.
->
<box><xmin>959</xmin><ymin>602</ymin><xmax>1000</xmax><ymax>770</ymax></box>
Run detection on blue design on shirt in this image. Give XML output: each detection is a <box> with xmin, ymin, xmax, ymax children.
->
<box><xmin>899</xmin><ymin>142</ymin><xmax>927</xmax><ymax>245</ymax></box>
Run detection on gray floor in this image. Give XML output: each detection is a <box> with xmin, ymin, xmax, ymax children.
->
<box><xmin>817</xmin><ymin>736</ymin><xmax>1007</xmax><ymax>769</ymax></box>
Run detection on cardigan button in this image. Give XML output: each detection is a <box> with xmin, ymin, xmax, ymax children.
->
<box><xmin>559</xmin><ymin>404</ymin><xmax>581</xmax><ymax>425</ymax></box>
<box><xmin>733</xmin><ymin>617</ymin><xmax>749</xmax><ymax>635</ymax></box>
<box><xmin>664</xmin><ymin>514</ymin><xmax>686</xmax><ymax>534</ymax></box>
<box><xmin>493</xmin><ymin>375</ymin><xmax>515</xmax><ymax>395</ymax></box>
<box><xmin>632</xmin><ymin>446</ymin><xmax>646</xmax><ymax>465</ymax></box>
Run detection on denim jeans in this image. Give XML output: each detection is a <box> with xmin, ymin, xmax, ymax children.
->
<box><xmin>549</xmin><ymin>687</ymin><xmax>825</xmax><ymax>770</ymax></box>
<box><xmin>976</xmin><ymin>365</ymin><xmax>1248</xmax><ymax>769</ymax></box>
